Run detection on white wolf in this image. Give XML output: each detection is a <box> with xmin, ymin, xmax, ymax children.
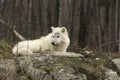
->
<box><xmin>12</xmin><ymin>27</ymin><xmax>82</xmax><ymax>57</ymax></box>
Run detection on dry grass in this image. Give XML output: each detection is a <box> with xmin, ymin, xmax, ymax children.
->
<box><xmin>0</xmin><ymin>40</ymin><xmax>13</xmax><ymax>59</ymax></box>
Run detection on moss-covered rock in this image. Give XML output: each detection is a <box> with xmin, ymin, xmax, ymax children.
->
<box><xmin>1</xmin><ymin>40</ymin><xmax>120</xmax><ymax>80</ymax></box>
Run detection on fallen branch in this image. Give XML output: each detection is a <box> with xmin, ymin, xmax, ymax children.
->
<box><xmin>94</xmin><ymin>40</ymin><xmax>120</xmax><ymax>52</ymax></box>
<box><xmin>12</xmin><ymin>28</ymin><xmax>26</xmax><ymax>41</ymax></box>
<box><xmin>0</xmin><ymin>18</ymin><xmax>26</xmax><ymax>41</ymax></box>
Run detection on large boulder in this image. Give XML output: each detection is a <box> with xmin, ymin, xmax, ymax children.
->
<box><xmin>104</xmin><ymin>69</ymin><xmax>120</xmax><ymax>80</ymax></box>
<box><xmin>26</xmin><ymin>65</ymin><xmax>47</xmax><ymax>80</ymax></box>
<box><xmin>108</xmin><ymin>58</ymin><xmax>120</xmax><ymax>74</ymax></box>
<box><xmin>16</xmin><ymin>53</ymin><xmax>87</xmax><ymax>80</ymax></box>
<box><xmin>0</xmin><ymin>59</ymin><xmax>16</xmax><ymax>80</ymax></box>
<box><xmin>0</xmin><ymin>53</ymin><xmax>87</xmax><ymax>80</ymax></box>
<box><xmin>50</xmin><ymin>66</ymin><xmax>87</xmax><ymax>80</ymax></box>
<box><xmin>104</xmin><ymin>58</ymin><xmax>120</xmax><ymax>80</ymax></box>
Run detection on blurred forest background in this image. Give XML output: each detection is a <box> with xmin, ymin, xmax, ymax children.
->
<box><xmin>0</xmin><ymin>0</ymin><xmax>120</xmax><ymax>52</ymax></box>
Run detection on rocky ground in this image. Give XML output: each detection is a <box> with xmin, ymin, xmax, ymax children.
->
<box><xmin>0</xmin><ymin>40</ymin><xmax>120</xmax><ymax>80</ymax></box>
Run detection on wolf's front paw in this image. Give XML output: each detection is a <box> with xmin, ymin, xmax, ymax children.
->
<box><xmin>71</xmin><ymin>53</ymin><xmax>84</xmax><ymax>58</ymax></box>
<box><xmin>77</xmin><ymin>54</ymin><xmax>84</xmax><ymax>58</ymax></box>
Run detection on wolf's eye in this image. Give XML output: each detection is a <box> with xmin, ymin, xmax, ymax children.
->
<box><xmin>52</xmin><ymin>36</ymin><xmax>54</xmax><ymax>38</ymax></box>
<box><xmin>57</xmin><ymin>35</ymin><xmax>60</xmax><ymax>38</ymax></box>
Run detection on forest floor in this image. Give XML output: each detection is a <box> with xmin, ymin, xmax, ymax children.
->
<box><xmin>0</xmin><ymin>40</ymin><xmax>120</xmax><ymax>80</ymax></box>
<box><xmin>67</xmin><ymin>46</ymin><xmax>120</xmax><ymax>79</ymax></box>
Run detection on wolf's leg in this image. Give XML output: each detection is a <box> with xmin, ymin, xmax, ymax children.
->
<box><xmin>25</xmin><ymin>48</ymin><xmax>33</xmax><ymax>55</ymax></box>
<box><xmin>52</xmin><ymin>52</ymin><xmax>84</xmax><ymax>57</ymax></box>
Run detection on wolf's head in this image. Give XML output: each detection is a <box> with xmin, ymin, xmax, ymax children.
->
<box><xmin>50</xmin><ymin>27</ymin><xmax>69</xmax><ymax>46</ymax></box>
<box><xmin>51</xmin><ymin>27</ymin><xmax>68</xmax><ymax>36</ymax></box>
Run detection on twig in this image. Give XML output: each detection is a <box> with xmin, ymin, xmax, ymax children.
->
<box><xmin>94</xmin><ymin>40</ymin><xmax>120</xmax><ymax>52</ymax></box>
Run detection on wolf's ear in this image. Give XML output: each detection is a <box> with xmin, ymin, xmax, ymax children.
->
<box><xmin>61</xmin><ymin>27</ymin><xmax>66</xmax><ymax>33</ymax></box>
<box><xmin>51</xmin><ymin>27</ymin><xmax>55</xmax><ymax>32</ymax></box>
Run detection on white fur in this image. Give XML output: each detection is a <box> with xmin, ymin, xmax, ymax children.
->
<box><xmin>12</xmin><ymin>27</ymin><xmax>83</xmax><ymax>57</ymax></box>
<box><xmin>12</xmin><ymin>27</ymin><xmax>70</xmax><ymax>55</ymax></box>
<box><xmin>12</xmin><ymin>34</ymin><xmax>52</xmax><ymax>55</ymax></box>
<box><xmin>50</xmin><ymin>27</ymin><xmax>70</xmax><ymax>52</ymax></box>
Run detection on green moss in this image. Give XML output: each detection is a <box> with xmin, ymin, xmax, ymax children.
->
<box><xmin>58</xmin><ymin>57</ymin><xmax>108</xmax><ymax>79</ymax></box>
<box><xmin>42</xmin><ymin>66</ymin><xmax>54</xmax><ymax>73</ymax></box>
<box><xmin>58</xmin><ymin>57</ymin><xmax>87</xmax><ymax>66</ymax></box>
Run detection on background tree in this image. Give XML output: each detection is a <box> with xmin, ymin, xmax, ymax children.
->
<box><xmin>0</xmin><ymin>0</ymin><xmax>120</xmax><ymax>52</ymax></box>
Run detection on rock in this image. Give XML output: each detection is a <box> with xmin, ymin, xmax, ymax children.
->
<box><xmin>17</xmin><ymin>53</ymin><xmax>87</xmax><ymax>80</ymax></box>
<box><xmin>84</xmin><ymin>50</ymin><xmax>93</xmax><ymax>54</ymax></box>
<box><xmin>95</xmin><ymin>58</ymin><xmax>100</xmax><ymax>60</ymax></box>
<box><xmin>16</xmin><ymin>55</ymin><xmax>48</xmax><ymax>80</ymax></box>
<box><xmin>77</xmin><ymin>74</ymin><xmax>87</xmax><ymax>80</ymax></box>
<box><xmin>104</xmin><ymin>58</ymin><xmax>120</xmax><ymax>80</ymax></box>
<box><xmin>16</xmin><ymin>76</ymin><xmax>29</xmax><ymax>80</ymax></box>
<box><xmin>0</xmin><ymin>53</ymin><xmax>88</xmax><ymax>80</ymax></box>
<box><xmin>104</xmin><ymin>69</ymin><xmax>120</xmax><ymax>80</ymax></box>
<box><xmin>17</xmin><ymin>53</ymin><xmax>58</xmax><ymax>68</ymax></box>
<box><xmin>50</xmin><ymin>66</ymin><xmax>87</xmax><ymax>80</ymax></box>
<box><xmin>16</xmin><ymin>54</ymin><xmax>58</xmax><ymax>80</ymax></box>
<box><xmin>26</xmin><ymin>65</ymin><xmax>47</xmax><ymax>80</ymax></box>
<box><xmin>0</xmin><ymin>59</ymin><xmax>16</xmax><ymax>80</ymax></box>
<box><xmin>32</xmin><ymin>54</ymin><xmax>58</xmax><ymax>67</ymax></box>
<box><xmin>17</xmin><ymin>56</ymin><xmax>31</xmax><ymax>68</ymax></box>
<box><xmin>109</xmin><ymin>58</ymin><xmax>120</xmax><ymax>74</ymax></box>
<box><xmin>43</xmin><ymin>74</ymin><xmax>53</xmax><ymax>80</ymax></box>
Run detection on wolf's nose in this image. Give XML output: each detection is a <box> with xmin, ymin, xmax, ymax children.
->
<box><xmin>52</xmin><ymin>42</ymin><xmax>55</xmax><ymax>46</ymax></box>
<box><xmin>51</xmin><ymin>42</ymin><xmax>58</xmax><ymax>46</ymax></box>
